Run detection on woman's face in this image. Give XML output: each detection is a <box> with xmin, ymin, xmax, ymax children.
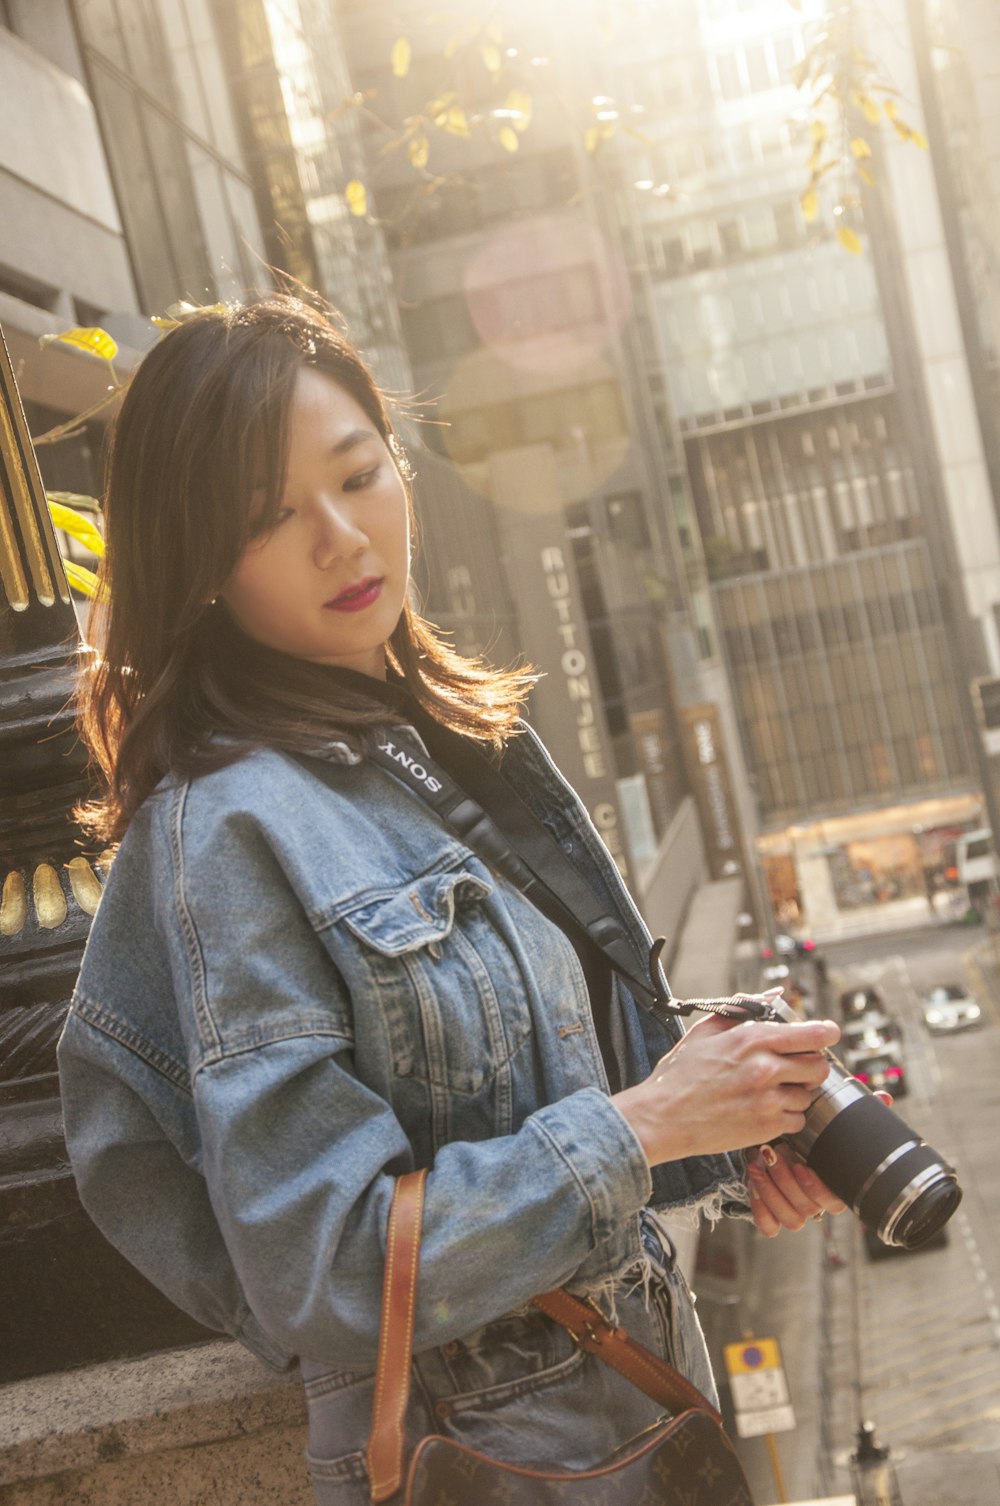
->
<box><xmin>219</xmin><ymin>366</ymin><xmax>410</xmax><ymax>679</ymax></box>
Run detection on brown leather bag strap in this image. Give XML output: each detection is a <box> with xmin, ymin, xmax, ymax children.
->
<box><xmin>367</xmin><ymin>1168</ymin><xmax>427</xmax><ymax>1504</ymax></box>
<box><xmin>529</xmin><ymin>1288</ymin><xmax>722</xmax><ymax>1425</ymax></box>
<box><xmin>366</xmin><ymin>1172</ymin><xmax>721</xmax><ymax>1502</ymax></box>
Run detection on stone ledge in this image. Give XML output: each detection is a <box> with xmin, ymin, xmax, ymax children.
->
<box><xmin>0</xmin><ymin>1341</ymin><xmax>311</xmax><ymax>1506</ymax></box>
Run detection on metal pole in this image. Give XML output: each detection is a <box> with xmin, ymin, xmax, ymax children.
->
<box><xmin>764</xmin><ymin>1433</ymin><xmax>788</xmax><ymax>1504</ymax></box>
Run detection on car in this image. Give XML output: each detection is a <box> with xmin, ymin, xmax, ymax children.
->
<box><xmin>761</xmin><ymin>932</ymin><xmax>816</xmax><ymax>961</ymax></box>
<box><xmin>849</xmin><ymin>1050</ymin><xmax>908</xmax><ymax>1098</ymax></box>
<box><xmin>838</xmin><ymin>986</ymin><xmax>885</xmax><ymax>1023</ymax></box>
<box><xmin>841</xmin><ymin>1012</ymin><xmax>902</xmax><ymax>1063</ymax></box>
<box><xmin>920</xmin><ymin>982</ymin><xmax>984</xmax><ymax>1034</ymax></box>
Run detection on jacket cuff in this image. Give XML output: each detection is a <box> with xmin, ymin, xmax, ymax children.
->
<box><xmin>528</xmin><ymin>1087</ymin><xmax>653</xmax><ymax>1248</ymax></box>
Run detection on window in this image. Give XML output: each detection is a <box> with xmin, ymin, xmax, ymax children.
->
<box><xmin>745</xmin><ymin>45</ymin><xmax>773</xmax><ymax>93</ymax></box>
<box><xmin>773</xmin><ymin>34</ymin><xmax>800</xmax><ymax>81</ymax></box>
<box><xmin>0</xmin><ymin>264</ymin><xmax>59</xmax><ymax>312</ymax></box>
<box><xmin>718</xmin><ymin>220</ymin><xmax>743</xmax><ymax>258</ymax></box>
<box><xmin>661</xmin><ymin>236</ymin><xmax>686</xmax><ymax>275</ymax></box>
<box><xmin>688</xmin><ymin>219</ymin><xmax>716</xmax><ymax>269</ymax></box>
<box><xmin>716</xmin><ymin>52</ymin><xmax>743</xmax><ymax>102</ymax></box>
<box><xmin>774</xmin><ymin>202</ymin><xmax>801</xmax><ymax>248</ymax></box>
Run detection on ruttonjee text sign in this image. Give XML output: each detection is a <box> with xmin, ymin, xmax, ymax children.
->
<box><xmin>723</xmin><ymin>1337</ymin><xmax>796</xmax><ymax>1439</ymax></box>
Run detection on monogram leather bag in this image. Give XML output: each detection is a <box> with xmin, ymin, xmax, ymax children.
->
<box><xmin>366</xmin><ymin>1169</ymin><xmax>756</xmax><ymax>1505</ymax></box>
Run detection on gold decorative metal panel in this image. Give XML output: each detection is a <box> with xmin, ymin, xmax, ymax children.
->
<box><xmin>0</xmin><ymin>324</ymin><xmax>70</xmax><ymax>611</ymax></box>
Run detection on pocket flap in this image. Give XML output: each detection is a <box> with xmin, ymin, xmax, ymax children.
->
<box><xmin>340</xmin><ymin>867</ymin><xmax>493</xmax><ymax>955</ymax></box>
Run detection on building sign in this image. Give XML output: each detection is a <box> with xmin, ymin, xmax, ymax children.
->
<box><xmin>681</xmin><ymin>703</ymin><xmax>741</xmax><ymax>881</ymax></box>
<box><xmin>488</xmin><ymin>444</ymin><xmax>632</xmax><ymax>880</ymax></box>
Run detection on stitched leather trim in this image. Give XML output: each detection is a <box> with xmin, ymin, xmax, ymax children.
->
<box><xmin>530</xmin><ymin>1288</ymin><xmax>722</xmax><ymax>1425</ymax></box>
<box><xmin>367</xmin><ymin>1168</ymin><xmax>427</xmax><ymax>1501</ymax></box>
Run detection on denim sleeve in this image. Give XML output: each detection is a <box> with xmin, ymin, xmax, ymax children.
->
<box><xmin>57</xmin><ymin>1009</ymin><xmax>294</xmax><ymax>1371</ymax></box>
<box><xmin>179</xmin><ymin>804</ymin><xmax>653</xmax><ymax>1367</ymax></box>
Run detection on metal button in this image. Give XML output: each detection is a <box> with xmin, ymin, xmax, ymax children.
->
<box><xmin>442</xmin><ymin>1340</ymin><xmax>460</xmax><ymax>1356</ymax></box>
<box><xmin>435</xmin><ymin>1400</ymin><xmax>452</xmax><ymax>1420</ymax></box>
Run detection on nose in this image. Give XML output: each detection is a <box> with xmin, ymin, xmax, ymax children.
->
<box><xmin>312</xmin><ymin>494</ymin><xmax>368</xmax><ymax>568</ymax></box>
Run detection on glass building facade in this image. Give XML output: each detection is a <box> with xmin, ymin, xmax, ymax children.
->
<box><xmin>333</xmin><ymin>2</ymin><xmax>704</xmax><ymax>880</ymax></box>
<box><xmin>612</xmin><ymin>0</ymin><xmax>975</xmax><ymax>847</ymax></box>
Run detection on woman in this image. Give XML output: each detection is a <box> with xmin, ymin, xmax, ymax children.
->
<box><xmin>57</xmin><ymin>293</ymin><xmax>843</xmax><ymax>1504</ymax></box>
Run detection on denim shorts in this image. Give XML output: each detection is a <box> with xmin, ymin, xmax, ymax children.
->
<box><xmin>299</xmin><ymin>1210</ymin><xmax>717</xmax><ymax>1506</ymax></box>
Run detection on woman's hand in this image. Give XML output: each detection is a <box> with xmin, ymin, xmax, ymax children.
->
<box><xmin>747</xmin><ymin>1142</ymin><xmax>846</xmax><ymax>1234</ymax></box>
<box><xmin>749</xmin><ymin>1089</ymin><xmax>893</xmax><ymax>1235</ymax></box>
<box><xmin>612</xmin><ymin>1011</ymin><xmax>840</xmax><ymax>1168</ymax></box>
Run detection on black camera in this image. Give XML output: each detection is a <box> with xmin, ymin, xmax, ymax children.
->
<box><xmin>769</xmin><ymin>1000</ymin><xmax>961</xmax><ymax>1249</ymax></box>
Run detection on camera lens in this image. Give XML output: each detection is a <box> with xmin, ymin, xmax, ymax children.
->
<box><xmin>784</xmin><ymin>1072</ymin><xmax>961</xmax><ymax>1250</ymax></box>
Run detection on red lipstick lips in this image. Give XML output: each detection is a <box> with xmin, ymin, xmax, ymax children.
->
<box><xmin>325</xmin><ymin>577</ymin><xmax>383</xmax><ymax>612</ymax></box>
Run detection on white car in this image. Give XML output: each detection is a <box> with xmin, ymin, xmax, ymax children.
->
<box><xmin>921</xmin><ymin>983</ymin><xmax>983</xmax><ymax>1034</ymax></box>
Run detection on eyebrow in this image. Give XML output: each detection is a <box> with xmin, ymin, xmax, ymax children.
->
<box><xmin>329</xmin><ymin>427</ymin><xmax>378</xmax><ymax>458</ymax></box>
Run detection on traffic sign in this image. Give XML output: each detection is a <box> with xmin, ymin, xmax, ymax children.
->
<box><xmin>724</xmin><ymin>1336</ymin><xmax>796</xmax><ymax>1438</ymax></box>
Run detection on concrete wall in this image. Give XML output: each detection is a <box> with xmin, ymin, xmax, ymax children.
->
<box><xmin>0</xmin><ymin>1343</ymin><xmax>311</xmax><ymax>1506</ymax></box>
<box><xmin>0</xmin><ymin>24</ymin><xmax>137</xmax><ymax>324</ymax></box>
<box><xmin>638</xmin><ymin>792</ymin><xmax>710</xmax><ymax>962</ymax></box>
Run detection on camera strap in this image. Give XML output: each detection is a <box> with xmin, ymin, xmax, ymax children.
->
<box><xmin>359</xmin><ymin>731</ymin><xmax>772</xmax><ymax>1023</ymax></box>
<box><xmin>363</xmin><ymin>725</ymin><xmax>666</xmax><ymax>1009</ymax></box>
<box><xmin>289</xmin><ymin>671</ymin><xmax>770</xmax><ymax>1023</ymax></box>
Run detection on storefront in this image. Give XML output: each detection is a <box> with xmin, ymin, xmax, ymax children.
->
<box><xmin>757</xmin><ymin>794</ymin><xmax>983</xmax><ymax>936</ymax></box>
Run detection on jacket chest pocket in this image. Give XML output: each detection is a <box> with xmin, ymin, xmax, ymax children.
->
<box><xmin>335</xmin><ymin>865</ymin><xmax>532</xmax><ymax>1094</ymax></box>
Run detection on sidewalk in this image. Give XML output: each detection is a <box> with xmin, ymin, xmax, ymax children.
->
<box><xmin>807</xmin><ymin>893</ymin><xmax>957</xmax><ymax>945</ymax></box>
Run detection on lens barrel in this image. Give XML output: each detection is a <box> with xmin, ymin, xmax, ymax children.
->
<box><xmin>783</xmin><ymin>1060</ymin><xmax>961</xmax><ymax>1250</ymax></box>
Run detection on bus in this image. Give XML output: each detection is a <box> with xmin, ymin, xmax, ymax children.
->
<box><xmin>956</xmin><ymin>827</ymin><xmax>997</xmax><ymax>909</ymax></box>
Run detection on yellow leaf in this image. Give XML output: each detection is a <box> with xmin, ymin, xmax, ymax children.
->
<box><xmin>149</xmin><ymin>301</ymin><xmax>227</xmax><ymax>330</ymax></box>
<box><xmin>391</xmin><ymin>36</ymin><xmax>411</xmax><ymax>77</ymax></box>
<box><xmin>837</xmin><ymin>225</ymin><xmax>863</xmax><ymax>254</ymax></box>
<box><xmin>63</xmin><ymin>559</ymin><xmax>103</xmax><ymax>599</ymax></box>
<box><xmin>810</xmin><ymin>119</ymin><xmax>827</xmax><ymax>146</ymax></box>
<box><xmin>585</xmin><ymin>126</ymin><xmax>602</xmax><ymax>155</ymax></box>
<box><xmin>438</xmin><ymin>104</ymin><xmax>470</xmax><ymax>137</ymax></box>
<box><xmin>800</xmin><ymin>188</ymin><xmax>819</xmax><ymax>223</ymax></box>
<box><xmin>480</xmin><ymin>41</ymin><xmax>502</xmax><ymax>73</ymax></box>
<box><xmin>47</xmin><ymin>498</ymin><xmax>105</xmax><ymax>557</ymax></box>
<box><xmin>882</xmin><ymin>97</ymin><xmax>899</xmax><ymax>121</ymax></box>
<box><xmin>427</xmin><ymin>91</ymin><xmax>456</xmax><ymax>120</ymax></box>
<box><xmin>49</xmin><ymin>327</ymin><xmax>118</xmax><ymax>362</ymax></box>
<box><xmin>857</xmin><ymin>163</ymin><xmax>876</xmax><ymax>188</ymax></box>
<box><xmin>505</xmin><ymin>89</ymin><xmax>532</xmax><ymax>131</ymax></box>
<box><xmin>909</xmin><ymin>129</ymin><xmax>929</xmax><ymax>149</ymax></box>
<box><xmin>858</xmin><ymin>94</ymin><xmax>881</xmax><ymax>125</ymax></box>
<box><xmin>408</xmin><ymin>133</ymin><xmax>429</xmax><ymax>168</ymax></box>
<box><xmin>850</xmin><ymin>137</ymin><xmax>872</xmax><ymax>159</ymax></box>
<box><xmin>345</xmin><ymin>179</ymin><xmax>368</xmax><ymax>216</ymax></box>
<box><xmin>499</xmin><ymin>125</ymin><xmax>519</xmax><ymax>153</ymax></box>
<box><xmin>893</xmin><ymin>119</ymin><xmax>912</xmax><ymax>142</ymax></box>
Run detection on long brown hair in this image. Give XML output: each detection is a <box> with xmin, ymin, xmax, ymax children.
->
<box><xmin>76</xmin><ymin>292</ymin><xmax>535</xmax><ymax>845</ymax></box>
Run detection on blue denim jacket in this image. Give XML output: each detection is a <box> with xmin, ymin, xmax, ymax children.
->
<box><xmin>58</xmin><ymin>721</ymin><xmax>747</xmax><ymax>1490</ymax></box>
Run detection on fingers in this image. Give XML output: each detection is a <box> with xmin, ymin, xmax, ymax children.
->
<box><xmin>748</xmin><ymin>1144</ymin><xmax>848</xmax><ymax>1237</ymax></box>
<box><xmin>691</xmin><ymin>1014</ymin><xmax>840</xmax><ymax>1053</ymax></box>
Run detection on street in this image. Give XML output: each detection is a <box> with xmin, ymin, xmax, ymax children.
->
<box><xmin>820</xmin><ymin>920</ymin><xmax>1000</xmax><ymax>1504</ymax></box>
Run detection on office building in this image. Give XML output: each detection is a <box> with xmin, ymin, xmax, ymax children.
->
<box><xmin>612</xmin><ymin>0</ymin><xmax>1000</xmax><ymax>930</ymax></box>
<box><xmin>334</xmin><ymin>0</ymin><xmax>751</xmax><ymax>943</ymax></box>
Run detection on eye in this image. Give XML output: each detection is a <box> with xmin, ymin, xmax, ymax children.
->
<box><xmin>344</xmin><ymin>466</ymin><xmax>379</xmax><ymax>492</ymax></box>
